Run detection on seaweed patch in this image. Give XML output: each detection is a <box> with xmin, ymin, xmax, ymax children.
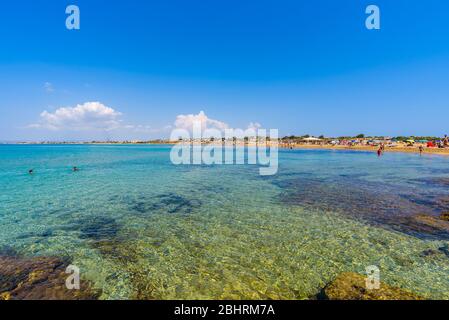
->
<box><xmin>128</xmin><ymin>193</ymin><xmax>202</xmax><ymax>215</ymax></box>
<box><xmin>77</xmin><ymin>216</ymin><xmax>121</xmax><ymax>241</ymax></box>
<box><xmin>275</xmin><ymin>176</ymin><xmax>449</xmax><ymax>240</ymax></box>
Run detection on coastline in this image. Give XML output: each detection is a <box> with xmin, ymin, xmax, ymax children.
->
<box><xmin>282</xmin><ymin>144</ymin><xmax>449</xmax><ymax>156</ymax></box>
<box><xmin>4</xmin><ymin>142</ymin><xmax>449</xmax><ymax>156</ymax></box>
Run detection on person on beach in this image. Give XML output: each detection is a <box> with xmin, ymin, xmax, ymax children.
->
<box><xmin>444</xmin><ymin>135</ymin><xmax>448</xmax><ymax>148</ymax></box>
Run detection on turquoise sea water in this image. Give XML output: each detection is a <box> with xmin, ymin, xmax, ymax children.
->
<box><xmin>0</xmin><ymin>145</ymin><xmax>448</xmax><ymax>299</ymax></box>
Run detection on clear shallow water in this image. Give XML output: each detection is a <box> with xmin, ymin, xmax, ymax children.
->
<box><xmin>0</xmin><ymin>145</ymin><xmax>448</xmax><ymax>299</ymax></box>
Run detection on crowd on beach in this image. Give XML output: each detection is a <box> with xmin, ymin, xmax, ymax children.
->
<box><xmin>280</xmin><ymin>134</ymin><xmax>449</xmax><ymax>155</ymax></box>
<box><xmin>282</xmin><ymin>134</ymin><xmax>449</xmax><ymax>147</ymax></box>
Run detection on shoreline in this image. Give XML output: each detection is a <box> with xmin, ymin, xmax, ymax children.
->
<box><xmin>282</xmin><ymin>144</ymin><xmax>449</xmax><ymax>156</ymax></box>
<box><xmin>4</xmin><ymin>142</ymin><xmax>449</xmax><ymax>156</ymax></box>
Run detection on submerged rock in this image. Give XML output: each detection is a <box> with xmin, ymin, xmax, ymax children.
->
<box><xmin>0</xmin><ymin>255</ymin><xmax>99</xmax><ymax>300</ymax></box>
<box><xmin>78</xmin><ymin>216</ymin><xmax>120</xmax><ymax>241</ymax></box>
<box><xmin>439</xmin><ymin>244</ymin><xmax>449</xmax><ymax>257</ymax></box>
<box><xmin>392</xmin><ymin>214</ymin><xmax>449</xmax><ymax>240</ymax></box>
<box><xmin>128</xmin><ymin>193</ymin><xmax>201</xmax><ymax>215</ymax></box>
<box><xmin>276</xmin><ymin>176</ymin><xmax>449</xmax><ymax>240</ymax></box>
<box><xmin>320</xmin><ymin>273</ymin><xmax>423</xmax><ymax>300</ymax></box>
<box><xmin>91</xmin><ymin>239</ymin><xmax>139</xmax><ymax>263</ymax></box>
<box><xmin>421</xmin><ymin>249</ymin><xmax>439</xmax><ymax>257</ymax></box>
<box><xmin>411</xmin><ymin>215</ymin><xmax>449</xmax><ymax>233</ymax></box>
<box><xmin>441</xmin><ymin>212</ymin><xmax>449</xmax><ymax>221</ymax></box>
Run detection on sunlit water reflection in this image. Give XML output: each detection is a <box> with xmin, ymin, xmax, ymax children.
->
<box><xmin>0</xmin><ymin>145</ymin><xmax>448</xmax><ymax>299</ymax></box>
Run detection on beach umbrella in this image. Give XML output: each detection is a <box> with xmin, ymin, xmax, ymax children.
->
<box><xmin>303</xmin><ymin>137</ymin><xmax>322</xmax><ymax>141</ymax></box>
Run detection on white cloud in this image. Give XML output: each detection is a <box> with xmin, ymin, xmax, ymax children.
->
<box><xmin>30</xmin><ymin>102</ymin><xmax>123</xmax><ymax>131</ymax></box>
<box><xmin>174</xmin><ymin>111</ymin><xmax>229</xmax><ymax>132</ymax></box>
<box><xmin>44</xmin><ymin>82</ymin><xmax>54</xmax><ymax>93</ymax></box>
<box><xmin>247</xmin><ymin>122</ymin><xmax>262</xmax><ymax>131</ymax></box>
<box><xmin>123</xmin><ymin>124</ymin><xmax>171</xmax><ymax>134</ymax></box>
<box><xmin>173</xmin><ymin>111</ymin><xmax>262</xmax><ymax>133</ymax></box>
<box><xmin>29</xmin><ymin>105</ymin><xmax>262</xmax><ymax>139</ymax></box>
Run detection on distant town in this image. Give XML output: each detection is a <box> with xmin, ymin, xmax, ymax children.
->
<box><xmin>1</xmin><ymin>134</ymin><xmax>446</xmax><ymax>146</ymax></box>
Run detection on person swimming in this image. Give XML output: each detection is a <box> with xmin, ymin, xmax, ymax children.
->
<box><xmin>73</xmin><ymin>166</ymin><xmax>79</xmax><ymax>172</ymax></box>
<box><xmin>28</xmin><ymin>169</ymin><xmax>34</xmax><ymax>174</ymax></box>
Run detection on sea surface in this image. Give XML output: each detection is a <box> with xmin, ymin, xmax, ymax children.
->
<box><xmin>0</xmin><ymin>144</ymin><xmax>448</xmax><ymax>299</ymax></box>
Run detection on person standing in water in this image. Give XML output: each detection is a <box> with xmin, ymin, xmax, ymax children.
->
<box><xmin>419</xmin><ymin>146</ymin><xmax>424</xmax><ymax>155</ymax></box>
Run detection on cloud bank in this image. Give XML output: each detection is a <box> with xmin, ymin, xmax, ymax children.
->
<box><xmin>29</xmin><ymin>105</ymin><xmax>261</xmax><ymax>140</ymax></box>
<box><xmin>30</xmin><ymin>102</ymin><xmax>123</xmax><ymax>131</ymax></box>
<box><xmin>174</xmin><ymin>111</ymin><xmax>262</xmax><ymax>133</ymax></box>
<box><xmin>174</xmin><ymin>111</ymin><xmax>229</xmax><ymax>132</ymax></box>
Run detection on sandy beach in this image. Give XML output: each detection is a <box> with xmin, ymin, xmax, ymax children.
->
<box><xmin>282</xmin><ymin>144</ymin><xmax>449</xmax><ymax>156</ymax></box>
<box><xmin>171</xmin><ymin>141</ymin><xmax>449</xmax><ymax>156</ymax></box>
<box><xmin>11</xmin><ymin>141</ymin><xmax>449</xmax><ymax>157</ymax></box>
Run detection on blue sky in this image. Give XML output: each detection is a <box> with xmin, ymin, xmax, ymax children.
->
<box><xmin>0</xmin><ymin>0</ymin><xmax>448</xmax><ymax>141</ymax></box>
